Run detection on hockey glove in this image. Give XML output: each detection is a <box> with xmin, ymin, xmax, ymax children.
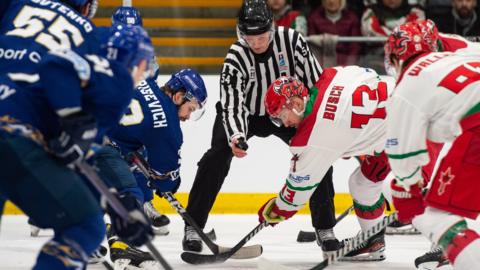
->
<box><xmin>258</xmin><ymin>197</ymin><xmax>297</xmax><ymax>227</ymax></box>
<box><xmin>391</xmin><ymin>179</ymin><xmax>426</xmax><ymax>224</ymax></box>
<box><xmin>49</xmin><ymin>111</ymin><xmax>97</xmax><ymax>168</ymax></box>
<box><xmin>147</xmin><ymin>171</ymin><xmax>181</xmax><ymax>194</ymax></box>
<box><xmin>108</xmin><ymin>193</ymin><xmax>154</xmax><ymax>247</ymax></box>
<box><xmin>360</xmin><ymin>153</ymin><xmax>391</xmax><ymax>183</ymax></box>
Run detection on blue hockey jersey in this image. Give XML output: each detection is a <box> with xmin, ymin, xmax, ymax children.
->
<box><xmin>0</xmin><ymin>50</ymin><xmax>134</xmax><ymax>142</ymax></box>
<box><xmin>107</xmin><ymin>77</ymin><xmax>183</xmax><ymax>178</ymax></box>
<box><xmin>0</xmin><ymin>0</ymin><xmax>99</xmax><ymax>82</ymax></box>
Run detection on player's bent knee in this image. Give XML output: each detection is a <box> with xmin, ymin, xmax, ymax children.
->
<box><xmin>33</xmin><ymin>213</ymin><xmax>105</xmax><ymax>270</ymax></box>
<box><xmin>412</xmin><ymin>207</ymin><xmax>464</xmax><ymax>245</ymax></box>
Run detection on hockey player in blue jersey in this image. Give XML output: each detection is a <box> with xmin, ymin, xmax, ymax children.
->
<box><xmin>99</xmin><ymin>68</ymin><xmax>207</xmax><ymax>267</ymax></box>
<box><xmin>0</xmin><ymin>0</ymin><xmax>100</xmax><ymax>84</ymax></box>
<box><xmin>0</xmin><ymin>24</ymin><xmax>155</xmax><ymax>270</ymax></box>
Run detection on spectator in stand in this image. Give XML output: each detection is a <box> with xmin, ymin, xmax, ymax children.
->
<box><xmin>432</xmin><ymin>0</ymin><xmax>480</xmax><ymax>36</ymax></box>
<box><xmin>308</xmin><ymin>0</ymin><xmax>361</xmax><ymax>65</ymax></box>
<box><xmin>361</xmin><ymin>0</ymin><xmax>425</xmax><ymax>36</ymax></box>
<box><xmin>268</xmin><ymin>0</ymin><xmax>307</xmax><ymax>36</ymax></box>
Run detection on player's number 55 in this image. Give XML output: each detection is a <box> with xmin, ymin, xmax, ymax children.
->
<box><xmin>6</xmin><ymin>5</ymin><xmax>84</xmax><ymax>51</ymax></box>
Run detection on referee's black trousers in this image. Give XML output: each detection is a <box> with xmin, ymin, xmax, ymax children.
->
<box><xmin>186</xmin><ymin>102</ymin><xmax>336</xmax><ymax>230</ymax></box>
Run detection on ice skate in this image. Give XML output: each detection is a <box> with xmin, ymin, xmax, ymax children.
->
<box><xmin>414</xmin><ymin>246</ymin><xmax>449</xmax><ymax>270</ymax></box>
<box><xmin>315</xmin><ymin>228</ymin><xmax>344</xmax><ymax>252</ymax></box>
<box><xmin>182</xmin><ymin>225</ymin><xmax>202</xmax><ymax>252</ymax></box>
<box><xmin>106</xmin><ymin>223</ymin><xmax>160</xmax><ymax>270</ymax></box>
<box><xmin>88</xmin><ymin>245</ymin><xmax>108</xmax><ymax>264</ymax></box>
<box><xmin>143</xmin><ymin>201</ymin><xmax>169</xmax><ymax>236</ymax></box>
<box><xmin>386</xmin><ymin>220</ymin><xmax>421</xmax><ymax>235</ymax></box>
<box><xmin>109</xmin><ymin>240</ymin><xmax>160</xmax><ymax>270</ymax></box>
<box><xmin>339</xmin><ymin>229</ymin><xmax>386</xmax><ymax>261</ymax></box>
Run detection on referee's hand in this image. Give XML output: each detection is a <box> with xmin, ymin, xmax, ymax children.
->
<box><xmin>231</xmin><ymin>138</ymin><xmax>248</xmax><ymax>158</ymax></box>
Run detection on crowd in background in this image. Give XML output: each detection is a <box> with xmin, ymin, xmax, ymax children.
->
<box><xmin>268</xmin><ymin>0</ymin><xmax>479</xmax><ymax>72</ymax></box>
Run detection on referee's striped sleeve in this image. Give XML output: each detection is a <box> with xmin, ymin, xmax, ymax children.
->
<box><xmin>220</xmin><ymin>62</ymin><xmax>248</xmax><ymax>142</ymax></box>
<box><xmin>294</xmin><ymin>33</ymin><xmax>323</xmax><ymax>89</ymax></box>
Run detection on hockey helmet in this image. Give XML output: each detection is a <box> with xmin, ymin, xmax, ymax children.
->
<box><xmin>166</xmin><ymin>69</ymin><xmax>208</xmax><ymax>120</ymax></box>
<box><xmin>61</xmin><ymin>0</ymin><xmax>98</xmax><ymax>18</ymax></box>
<box><xmin>385</xmin><ymin>21</ymin><xmax>437</xmax><ymax>65</ymax></box>
<box><xmin>265</xmin><ymin>76</ymin><xmax>308</xmax><ymax>126</ymax></box>
<box><xmin>237</xmin><ymin>0</ymin><xmax>273</xmax><ymax>36</ymax></box>
<box><xmin>100</xmin><ymin>24</ymin><xmax>154</xmax><ymax>74</ymax></box>
<box><xmin>112</xmin><ymin>6</ymin><xmax>143</xmax><ymax>26</ymax></box>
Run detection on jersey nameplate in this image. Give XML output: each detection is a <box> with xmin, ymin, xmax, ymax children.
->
<box><xmin>137</xmin><ymin>80</ymin><xmax>167</xmax><ymax>128</ymax></box>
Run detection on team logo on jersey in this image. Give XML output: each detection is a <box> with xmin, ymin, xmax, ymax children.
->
<box><xmin>386</xmin><ymin>138</ymin><xmax>398</xmax><ymax>148</ymax></box>
<box><xmin>288</xmin><ymin>173</ymin><xmax>310</xmax><ymax>183</ymax></box>
<box><xmin>249</xmin><ymin>67</ymin><xmax>256</xmax><ymax>81</ymax></box>
<box><xmin>437</xmin><ymin>167</ymin><xmax>455</xmax><ymax>196</ymax></box>
<box><xmin>279</xmin><ymin>53</ymin><xmax>288</xmax><ymax>72</ymax></box>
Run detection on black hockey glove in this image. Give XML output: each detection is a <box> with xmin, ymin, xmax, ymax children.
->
<box><xmin>235</xmin><ymin>137</ymin><xmax>249</xmax><ymax>151</ymax></box>
<box><xmin>49</xmin><ymin>111</ymin><xmax>98</xmax><ymax>168</ymax></box>
<box><xmin>108</xmin><ymin>193</ymin><xmax>154</xmax><ymax>247</ymax></box>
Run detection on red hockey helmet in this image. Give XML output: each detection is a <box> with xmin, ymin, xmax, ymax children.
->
<box><xmin>416</xmin><ymin>19</ymin><xmax>439</xmax><ymax>50</ymax></box>
<box><xmin>385</xmin><ymin>21</ymin><xmax>437</xmax><ymax>64</ymax></box>
<box><xmin>265</xmin><ymin>76</ymin><xmax>308</xmax><ymax>118</ymax></box>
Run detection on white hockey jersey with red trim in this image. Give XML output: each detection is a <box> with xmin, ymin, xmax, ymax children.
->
<box><xmin>439</xmin><ymin>33</ymin><xmax>480</xmax><ymax>53</ymax></box>
<box><xmin>385</xmin><ymin>52</ymin><xmax>480</xmax><ymax>187</ymax></box>
<box><xmin>275</xmin><ymin>66</ymin><xmax>395</xmax><ymax>212</ymax></box>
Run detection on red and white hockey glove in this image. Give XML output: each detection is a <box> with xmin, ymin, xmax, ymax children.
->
<box><xmin>390</xmin><ymin>179</ymin><xmax>426</xmax><ymax>224</ymax></box>
<box><xmin>258</xmin><ymin>197</ymin><xmax>297</xmax><ymax>227</ymax></box>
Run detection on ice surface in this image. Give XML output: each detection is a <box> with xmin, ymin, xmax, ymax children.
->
<box><xmin>1</xmin><ymin>214</ymin><xmax>473</xmax><ymax>270</ymax></box>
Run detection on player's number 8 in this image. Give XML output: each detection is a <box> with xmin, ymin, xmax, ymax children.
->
<box><xmin>6</xmin><ymin>6</ymin><xmax>84</xmax><ymax>51</ymax></box>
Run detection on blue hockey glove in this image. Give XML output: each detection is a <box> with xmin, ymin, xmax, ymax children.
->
<box><xmin>49</xmin><ymin>111</ymin><xmax>97</xmax><ymax>168</ymax></box>
<box><xmin>147</xmin><ymin>171</ymin><xmax>181</xmax><ymax>194</ymax></box>
<box><xmin>108</xmin><ymin>193</ymin><xmax>153</xmax><ymax>247</ymax></box>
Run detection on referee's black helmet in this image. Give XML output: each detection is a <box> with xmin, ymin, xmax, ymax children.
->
<box><xmin>237</xmin><ymin>0</ymin><xmax>273</xmax><ymax>35</ymax></box>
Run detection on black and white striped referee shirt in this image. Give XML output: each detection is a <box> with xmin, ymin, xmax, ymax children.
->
<box><xmin>220</xmin><ymin>26</ymin><xmax>323</xmax><ymax>141</ymax></box>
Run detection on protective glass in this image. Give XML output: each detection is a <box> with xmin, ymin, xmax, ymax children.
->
<box><xmin>184</xmin><ymin>92</ymin><xmax>207</xmax><ymax>121</ymax></box>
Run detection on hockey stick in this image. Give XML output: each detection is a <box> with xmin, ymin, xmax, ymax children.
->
<box><xmin>258</xmin><ymin>212</ymin><xmax>398</xmax><ymax>270</ymax></box>
<box><xmin>126</xmin><ymin>151</ymin><xmax>262</xmax><ymax>259</ymax></box>
<box><xmin>181</xmin><ymin>221</ymin><xmax>268</xmax><ymax>265</ymax></box>
<box><xmin>75</xmin><ymin>162</ymin><xmax>173</xmax><ymax>270</ymax></box>
<box><xmin>297</xmin><ymin>205</ymin><xmax>355</xmax><ymax>243</ymax></box>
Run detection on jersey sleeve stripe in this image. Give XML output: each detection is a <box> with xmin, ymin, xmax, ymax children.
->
<box><xmin>387</xmin><ymin>149</ymin><xmax>428</xmax><ymax>159</ymax></box>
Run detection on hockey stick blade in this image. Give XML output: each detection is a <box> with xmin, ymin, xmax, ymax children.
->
<box><xmin>182</xmin><ymin>244</ymin><xmax>263</xmax><ymax>264</ymax></box>
<box><xmin>296</xmin><ymin>205</ymin><xmax>355</xmax><ymax>243</ymax></box>
<box><xmin>181</xmin><ymin>221</ymin><xmax>267</xmax><ymax>265</ymax></box>
<box><xmin>261</xmin><ymin>213</ymin><xmax>398</xmax><ymax>270</ymax></box>
<box><xmin>297</xmin><ymin>230</ymin><xmax>316</xmax><ymax>243</ymax></box>
<box><xmin>128</xmin><ymin>151</ymin><xmax>262</xmax><ymax>260</ymax></box>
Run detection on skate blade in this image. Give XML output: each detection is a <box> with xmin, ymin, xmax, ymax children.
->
<box><xmin>30</xmin><ymin>226</ymin><xmax>40</xmax><ymax>237</ymax></box>
<box><xmin>386</xmin><ymin>227</ymin><xmax>421</xmax><ymax>235</ymax></box>
<box><xmin>417</xmin><ymin>261</ymin><xmax>449</xmax><ymax>270</ymax></box>
<box><xmin>114</xmin><ymin>259</ymin><xmax>131</xmax><ymax>270</ymax></box>
<box><xmin>88</xmin><ymin>257</ymin><xmax>106</xmax><ymax>264</ymax></box>
<box><xmin>139</xmin><ymin>260</ymin><xmax>162</xmax><ymax>270</ymax></box>
<box><xmin>152</xmin><ymin>225</ymin><xmax>169</xmax><ymax>236</ymax></box>
<box><xmin>338</xmin><ymin>250</ymin><xmax>386</xmax><ymax>262</ymax></box>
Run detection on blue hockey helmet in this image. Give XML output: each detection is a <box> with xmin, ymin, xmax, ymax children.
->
<box><xmin>166</xmin><ymin>69</ymin><xmax>208</xmax><ymax>120</ymax></box>
<box><xmin>100</xmin><ymin>24</ymin><xmax>155</xmax><ymax>75</ymax></box>
<box><xmin>61</xmin><ymin>0</ymin><xmax>97</xmax><ymax>18</ymax></box>
<box><xmin>112</xmin><ymin>6</ymin><xmax>143</xmax><ymax>26</ymax></box>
